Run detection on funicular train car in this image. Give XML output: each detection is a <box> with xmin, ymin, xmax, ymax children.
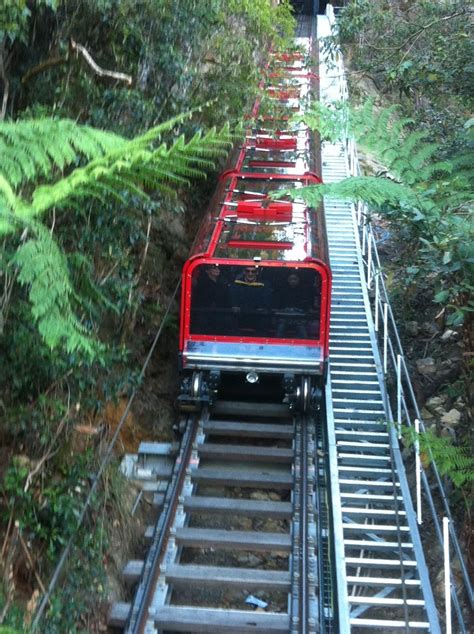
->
<box><xmin>178</xmin><ymin>45</ymin><xmax>331</xmax><ymax>412</ymax></box>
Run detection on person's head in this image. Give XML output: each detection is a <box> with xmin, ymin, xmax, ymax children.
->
<box><xmin>205</xmin><ymin>264</ymin><xmax>220</xmax><ymax>281</ymax></box>
<box><xmin>243</xmin><ymin>266</ymin><xmax>258</xmax><ymax>283</ymax></box>
<box><xmin>287</xmin><ymin>272</ymin><xmax>300</xmax><ymax>288</ymax></box>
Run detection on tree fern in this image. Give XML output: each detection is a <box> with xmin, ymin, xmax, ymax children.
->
<box><xmin>1</xmin><ymin>108</ymin><xmax>235</xmax><ymax>354</ymax></box>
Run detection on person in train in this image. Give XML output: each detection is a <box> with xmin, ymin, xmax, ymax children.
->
<box><xmin>275</xmin><ymin>271</ymin><xmax>310</xmax><ymax>338</ymax></box>
<box><xmin>229</xmin><ymin>266</ymin><xmax>271</xmax><ymax>335</ymax></box>
<box><xmin>192</xmin><ymin>264</ymin><xmax>229</xmax><ymax>334</ymax></box>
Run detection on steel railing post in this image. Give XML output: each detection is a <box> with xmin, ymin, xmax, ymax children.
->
<box><xmin>383</xmin><ymin>303</ymin><xmax>388</xmax><ymax>374</ymax></box>
<box><xmin>444</xmin><ymin>517</ymin><xmax>452</xmax><ymax>634</ymax></box>
<box><xmin>367</xmin><ymin>232</ymin><xmax>372</xmax><ymax>289</ymax></box>
<box><xmin>374</xmin><ymin>271</ymin><xmax>379</xmax><ymax>331</ymax></box>
<box><xmin>361</xmin><ymin>220</ymin><xmax>366</xmax><ymax>256</ymax></box>
<box><xmin>397</xmin><ymin>354</ymin><xmax>402</xmax><ymax>439</ymax></box>
<box><xmin>415</xmin><ymin>418</ymin><xmax>422</xmax><ymax>525</ymax></box>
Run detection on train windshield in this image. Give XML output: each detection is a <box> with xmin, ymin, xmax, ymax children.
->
<box><xmin>189</xmin><ymin>264</ymin><xmax>321</xmax><ymax>340</ymax></box>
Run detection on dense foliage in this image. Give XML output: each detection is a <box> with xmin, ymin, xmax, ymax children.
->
<box><xmin>0</xmin><ymin>1</ymin><xmax>295</xmax><ymax>630</ymax></box>
<box><xmin>331</xmin><ymin>0</ymin><xmax>473</xmax><ymax>141</ymax></box>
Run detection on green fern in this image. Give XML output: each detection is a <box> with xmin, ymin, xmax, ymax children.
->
<box><xmin>0</xmin><ymin>118</ymin><xmax>123</xmax><ymax>188</ymax></box>
<box><xmin>12</xmin><ymin>224</ymin><xmax>97</xmax><ymax>355</ymax></box>
<box><xmin>1</xmin><ymin>108</ymin><xmax>235</xmax><ymax>354</ymax></box>
<box><xmin>402</xmin><ymin>426</ymin><xmax>474</xmax><ymax>489</ymax></box>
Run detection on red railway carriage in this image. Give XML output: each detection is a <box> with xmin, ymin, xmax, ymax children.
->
<box><xmin>178</xmin><ymin>171</ymin><xmax>331</xmax><ymax>411</ymax></box>
<box><xmin>178</xmin><ymin>45</ymin><xmax>330</xmax><ymax>411</ymax></box>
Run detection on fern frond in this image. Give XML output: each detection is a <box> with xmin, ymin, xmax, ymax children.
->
<box><xmin>402</xmin><ymin>426</ymin><xmax>474</xmax><ymax>488</ymax></box>
<box><xmin>281</xmin><ymin>176</ymin><xmax>426</xmax><ymax>213</ymax></box>
<box><xmin>0</xmin><ymin>119</ymin><xmax>124</xmax><ymax>188</ymax></box>
<box><xmin>12</xmin><ymin>225</ymin><xmax>97</xmax><ymax>356</ymax></box>
<box><xmin>29</xmin><ymin>120</ymin><xmax>232</xmax><ymax>215</ymax></box>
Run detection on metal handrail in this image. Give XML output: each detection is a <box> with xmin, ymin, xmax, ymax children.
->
<box><xmin>358</xmin><ymin>219</ymin><xmax>473</xmax><ymax>630</ymax></box>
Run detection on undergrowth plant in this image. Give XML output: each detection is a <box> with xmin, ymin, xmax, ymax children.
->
<box><xmin>402</xmin><ymin>426</ymin><xmax>474</xmax><ymax>490</ymax></box>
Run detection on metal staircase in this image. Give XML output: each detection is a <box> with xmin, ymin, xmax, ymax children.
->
<box><xmin>318</xmin><ymin>13</ymin><xmax>441</xmax><ymax>634</ymax></box>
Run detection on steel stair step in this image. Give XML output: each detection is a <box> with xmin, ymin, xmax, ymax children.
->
<box><xmin>333</xmin><ymin>410</ymin><xmax>386</xmax><ymax>420</ymax></box>
<box><xmin>332</xmin><ymin>380</ymin><xmax>379</xmax><ymax>388</ymax></box>
<box><xmin>336</xmin><ymin>440</ymin><xmax>389</xmax><ymax>451</ymax></box>
<box><xmin>336</xmin><ymin>431</ymin><xmax>389</xmax><ymax>442</ymax></box>
<box><xmin>339</xmin><ymin>455</ymin><xmax>392</xmax><ymax>468</ymax></box>
<box><xmin>343</xmin><ymin>524</ymin><xmax>409</xmax><ymax>534</ymax></box>
<box><xmin>339</xmin><ymin>479</ymin><xmax>400</xmax><ymax>491</ymax></box>
<box><xmin>333</xmin><ymin>398</ymin><xmax>384</xmax><ymax>407</ymax></box>
<box><xmin>349</xmin><ymin>596</ymin><xmax>424</xmax><ymax>607</ymax></box>
<box><xmin>344</xmin><ymin>539</ymin><xmax>413</xmax><ymax>551</ymax></box>
<box><xmin>345</xmin><ymin>556</ymin><xmax>413</xmax><ymax>568</ymax></box>
<box><xmin>349</xmin><ymin>618</ymin><xmax>429</xmax><ymax>629</ymax></box>
<box><xmin>338</xmin><ymin>466</ymin><xmax>395</xmax><ymax>476</ymax></box>
<box><xmin>347</xmin><ymin>575</ymin><xmax>420</xmax><ymax>587</ymax></box>
<box><xmin>341</xmin><ymin>492</ymin><xmax>403</xmax><ymax>503</ymax></box>
<box><xmin>332</xmin><ymin>388</ymin><xmax>381</xmax><ymax>396</ymax></box>
<box><xmin>335</xmin><ymin>421</ymin><xmax>387</xmax><ymax>432</ymax></box>
<box><xmin>333</xmin><ymin>407</ymin><xmax>386</xmax><ymax>427</ymax></box>
<box><xmin>331</xmin><ymin>373</ymin><xmax>379</xmax><ymax>381</ymax></box>
<box><xmin>330</xmin><ymin>326</ymin><xmax>370</xmax><ymax>332</ymax></box>
<box><xmin>342</xmin><ymin>506</ymin><xmax>406</xmax><ymax>522</ymax></box>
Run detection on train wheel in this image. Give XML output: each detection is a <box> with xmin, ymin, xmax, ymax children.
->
<box><xmin>300</xmin><ymin>376</ymin><xmax>312</xmax><ymax>413</ymax></box>
<box><xmin>190</xmin><ymin>371</ymin><xmax>203</xmax><ymax>399</ymax></box>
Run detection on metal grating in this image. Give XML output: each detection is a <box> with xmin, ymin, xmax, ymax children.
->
<box><xmin>318</xmin><ymin>10</ymin><xmax>441</xmax><ymax>634</ymax></box>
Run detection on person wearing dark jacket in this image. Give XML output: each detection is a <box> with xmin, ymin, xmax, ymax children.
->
<box><xmin>192</xmin><ymin>265</ymin><xmax>228</xmax><ymax>334</ymax></box>
<box><xmin>229</xmin><ymin>266</ymin><xmax>271</xmax><ymax>335</ymax></box>
<box><xmin>275</xmin><ymin>272</ymin><xmax>309</xmax><ymax>338</ymax></box>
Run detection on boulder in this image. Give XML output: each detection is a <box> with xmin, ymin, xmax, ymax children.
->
<box><xmin>406</xmin><ymin>321</ymin><xmax>419</xmax><ymax>336</ymax></box>
<box><xmin>420</xmin><ymin>408</ymin><xmax>434</xmax><ymax>421</ymax></box>
<box><xmin>425</xmin><ymin>395</ymin><xmax>447</xmax><ymax>416</ymax></box>
<box><xmin>440</xmin><ymin>409</ymin><xmax>462</xmax><ymax>427</ymax></box>
<box><xmin>421</xmin><ymin>322</ymin><xmax>440</xmax><ymax>337</ymax></box>
<box><xmin>441</xmin><ymin>329</ymin><xmax>458</xmax><ymax>342</ymax></box>
<box><xmin>416</xmin><ymin>357</ymin><xmax>436</xmax><ymax>375</ymax></box>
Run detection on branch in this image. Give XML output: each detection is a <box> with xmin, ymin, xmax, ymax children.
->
<box><xmin>21</xmin><ymin>54</ymin><xmax>69</xmax><ymax>86</ymax></box>
<box><xmin>397</xmin><ymin>10</ymin><xmax>470</xmax><ymax>67</ymax></box>
<box><xmin>70</xmin><ymin>38</ymin><xmax>132</xmax><ymax>86</ymax></box>
<box><xmin>363</xmin><ymin>9</ymin><xmax>470</xmax><ymax>55</ymax></box>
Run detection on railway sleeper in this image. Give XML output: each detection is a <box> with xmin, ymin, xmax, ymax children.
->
<box><xmin>153</xmin><ymin>605</ymin><xmax>290</xmax><ymax>633</ymax></box>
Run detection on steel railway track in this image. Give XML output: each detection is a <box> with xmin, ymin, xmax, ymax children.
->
<box><xmin>110</xmin><ymin>398</ymin><xmax>335</xmax><ymax>633</ymax></box>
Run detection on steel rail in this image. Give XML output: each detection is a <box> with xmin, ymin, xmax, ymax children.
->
<box><xmin>125</xmin><ymin>412</ymin><xmax>201</xmax><ymax>634</ymax></box>
<box><xmin>118</xmin><ymin>397</ymin><xmax>332</xmax><ymax>634</ymax></box>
